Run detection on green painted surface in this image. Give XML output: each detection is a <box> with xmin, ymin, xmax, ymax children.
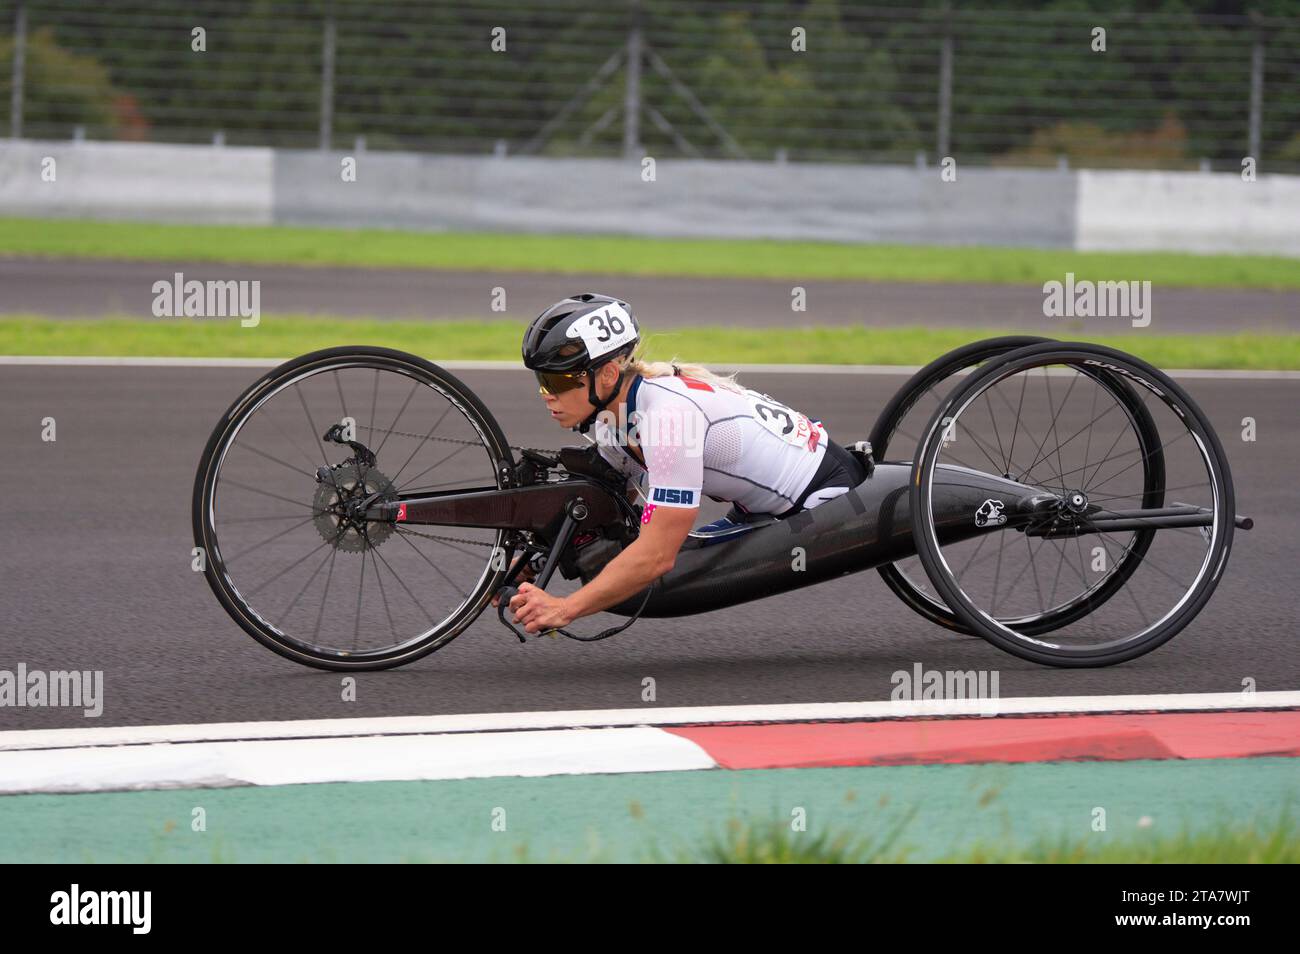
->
<box><xmin>1</xmin><ymin>758</ymin><xmax>1294</xmax><ymax>863</ymax></box>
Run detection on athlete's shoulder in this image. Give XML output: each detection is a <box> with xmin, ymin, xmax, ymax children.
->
<box><xmin>636</xmin><ymin>373</ymin><xmax>728</xmax><ymax>413</ymax></box>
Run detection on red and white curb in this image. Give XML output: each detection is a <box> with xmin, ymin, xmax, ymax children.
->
<box><xmin>0</xmin><ymin>692</ymin><xmax>1296</xmax><ymax>795</ymax></box>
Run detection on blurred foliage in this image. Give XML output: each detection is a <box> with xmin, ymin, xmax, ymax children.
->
<box><xmin>995</xmin><ymin>113</ymin><xmax>1195</xmax><ymax>168</ymax></box>
<box><xmin>0</xmin><ymin>0</ymin><xmax>1296</xmax><ymax>167</ymax></box>
<box><xmin>0</xmin><ymin>26</ymin><xmax>124</xmax><ymax>133</ymax></box>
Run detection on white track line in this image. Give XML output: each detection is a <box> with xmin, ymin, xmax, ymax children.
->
<box><xmin>2</xmin><ymin>355</ymin><xmax>1299</xmax><ymax>379</ymax></box>
<box><xmin>0</xmin><ymin>728</ymin><xmax>717</xmax><ymax>795</ymax></box>
<box><xmin>2</xmin><ymin>691</ymin><xmax>1296</xmax><ymax>753</ymax></box>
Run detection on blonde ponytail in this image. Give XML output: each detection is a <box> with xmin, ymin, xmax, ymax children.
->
<box><xmin>616</xmin><ymin>343</ymin><xmax>744</xmax><ymax>393</ymax></box>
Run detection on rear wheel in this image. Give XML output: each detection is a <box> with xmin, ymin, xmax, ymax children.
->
<box><xmin>193</xmin><ymin>347</ymin><xmax>515</xmax><ymax>671</ymax></box>
<box><xmin>910</xmin><ymin>342</ymin><xmax>1234</xmax><ymax>668</ymax></box>
<box><xmin>870</xmin><ymin>337</ymin><xmax>1051</xmax><ymax>632</ymax></box>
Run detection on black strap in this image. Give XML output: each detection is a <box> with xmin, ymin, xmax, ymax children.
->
<box><xmin>576</xmin><ymin>365</ymin><xmax>625</xmax><ymax>434</ymax></box>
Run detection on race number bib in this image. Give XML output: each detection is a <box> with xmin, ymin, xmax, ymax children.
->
<box><xmin>744</xmin><ymin>389</ymin><xmax>821</xmax><ymax>451</ymax></box>
<box><xmin>566</xmin><ymin>303</ymin><xmax>637</xmax><ymax>359</ymax></box>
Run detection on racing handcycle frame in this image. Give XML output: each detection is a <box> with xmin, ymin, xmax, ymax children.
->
<box><xmin>194</xmin><ymin>337</ymin><xmax>1251</xmax><ymax>671</ymax></box>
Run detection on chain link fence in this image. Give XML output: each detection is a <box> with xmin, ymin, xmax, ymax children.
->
<box><xmin>2</xmin><ymin>0</ymin><xmax>1299</xmax><ymax>172</ymax></box>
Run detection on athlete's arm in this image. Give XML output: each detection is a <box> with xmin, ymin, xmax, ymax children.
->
<box><xmin>562</xmin><ymin>502</ymin><xmax>697</xmax><ymax>618</ymax></box>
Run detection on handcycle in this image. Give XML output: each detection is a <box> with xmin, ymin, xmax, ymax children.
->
<box><xmin>193</xmin><ymin>337</ymin><xmax>1250</xmax><ymax>670</ymax></box>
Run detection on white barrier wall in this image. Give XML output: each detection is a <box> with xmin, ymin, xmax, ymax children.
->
<box><xmin>272</xmin><ymin>151</ymin><xmax>1078</xmax><ymax>247</ymax></box>
<box><xmin>1076</xmin><ymin>169</ymin><xmax>1300</xmax><ymax>257</ymax></box>
<box><xmin>2</xmin><ymin>140</ymin><xmax>1296</xmax><ymax>256</ymax></box>
<box><xmin>0</xmin><ymin>140</ymin><xmax>274</xmax><ymax>225</ymax></box>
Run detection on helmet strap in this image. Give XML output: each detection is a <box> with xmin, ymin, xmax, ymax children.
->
<box><xmin>576</xmin><ymin>362</ymin><xmax>625</xmax><ymax>434</ymax></box>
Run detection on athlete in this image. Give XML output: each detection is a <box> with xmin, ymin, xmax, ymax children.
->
<box><xmin>502</xmin><ymin>293</ymin><xmax>867</xmax><ymax>634</ymax></box>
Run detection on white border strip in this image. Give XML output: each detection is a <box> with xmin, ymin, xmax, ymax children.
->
<box><xmin>3</xmin><ymin>355</ymin><xmax>1300</xmax><ymax>379</ymax></box>
<box><xmin>2</xmin><ymin>691</ymin><xmax>1296</xmax><ymax>753</ymax></box>
<box><xmin>0</xmin><ymin>727</ymin><xmax>718</xmax><ymax>794</ymax></box>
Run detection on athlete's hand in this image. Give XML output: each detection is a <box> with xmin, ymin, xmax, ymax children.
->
<box><xmin>508</xmin><ymin>582</ymin><xmax>575</xmax><ymax>634</ymax></box>
<box><xmin>492</xmin><ymin>562</ymin><xmax>537</xmax><ymax>607</ymax></box>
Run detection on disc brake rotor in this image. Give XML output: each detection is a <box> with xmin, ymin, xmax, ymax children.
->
<box><xmin>313</xmin><ymin>463</ymin><xmax>398</xmax><ymax>553</ymax></box>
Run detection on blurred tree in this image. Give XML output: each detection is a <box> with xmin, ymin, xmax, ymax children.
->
<box><xmin>0</xmin><ymin>26</ymin><xmax>126</xmax><ymax>137</ymax></box>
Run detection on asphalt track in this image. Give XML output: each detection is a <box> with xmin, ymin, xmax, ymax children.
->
<box><xmin>1</xmin><ymin>363</ymin><xmax>1295</xmax><ymax>731</ymax></box>
<box><xmin>3</xmin><ymin>257</ymin><xmax>1299</xmax><ymax>333</ymax></box>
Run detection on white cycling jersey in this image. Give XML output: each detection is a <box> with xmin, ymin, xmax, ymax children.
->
<box><xmin>590</xmin><ymin>372</ymin><xmax>829</xmax><ymax>515</ymax></box>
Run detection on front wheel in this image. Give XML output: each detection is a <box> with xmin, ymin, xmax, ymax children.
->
<box><xmin>193</xmin><ymin>347</ymin><xmax>515</xmax><ymax>671</ymax></box>
<box><xmin>910</xmin><ymin>342</ymin><xmax>1234</xmax><ymax>668</ymax></box>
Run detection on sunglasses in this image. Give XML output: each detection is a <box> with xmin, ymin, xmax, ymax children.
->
<box><xmin>535</xmin><ymin>370</ymin><xmax>587</xmax><ymax>395</ymax></box>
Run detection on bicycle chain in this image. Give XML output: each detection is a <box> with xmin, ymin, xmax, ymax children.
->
<box><xmin>362</xmin><ymin>425</ymin><xmax>610</xmax><ymax>550</ymax></box>
<box><xmin>363</xmin><ymin>423</ymin><xmax>552</xmax><ymax>459</ymax></box>
<box><xmin>393</xmin><ymin>524</ymin><xmax>504</xmax><ymax>550</ymax></box>
<box><xmin>362</xmin><ymin>425</ymin><xmax>546</xmax><ymax>551</ymax></box>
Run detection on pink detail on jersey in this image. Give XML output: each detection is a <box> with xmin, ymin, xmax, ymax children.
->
<box><xmin>641</xmin><ymin>503</ymin><xmax>657</xmax><ymax>525</ymax></box>
<box><xmin>680</xmin><ymin>376</ymin><xmax>714</xmax><ymax>392</ymax></box>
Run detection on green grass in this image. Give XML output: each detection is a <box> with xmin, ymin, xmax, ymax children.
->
<box><xmin>133</xmin><ymin>812</ymin><xmax>1298</xmax><ymax>864</ymax></box>
<box><xmin>666</xmin><ymin>811</ymin><xmax>1299</xmax><ymax>864</ymax></box>
<box><xmin>4</xmin><ymin>315</ymin><xmax>1299</xmax><ymax>369</ymax></box>
<box><xmin>4</xmin><ymin>217</ymin><xmax>1299</xmax><ymax>289</ymax></box>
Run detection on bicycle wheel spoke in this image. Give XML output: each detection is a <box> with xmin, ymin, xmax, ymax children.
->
<box><xmin>1088</xmin><ymin>429</ymin><xmax>1190</xmax><ymax>495</ymax></box>
<box><xmin>220</xmin><ymin>479</ymin><xmax>319</xmax><ymax>512</ymax></box>
<box><xmin>373</xmin><ymin>381</ymin><xmax>420</xmax><ymax>458</ymax></box>
<box><xmin>954</xmin><ymin>531</ymin><xmax>992</xmax><ymax>583</ymax></box>
<box><xmin>1096</xmin><ymin>529</ymin><xmax>1195</xmax><ymax>591</ymax></box>
<box><xmin>1018</xmin><ymin>381</ymin><xmax>1124</xmax><ymax>482</ymax></box>
<box><xmin>312</xmin><ymin>547</ymin><xmax>339</xmax><ymax>641</ymax></box>
<box><xmin>1025</xmin><ymin>532</ymin><xmax>1046</xmax><ymax>616</ymax></box>
<box><xmin>354</xmin><ymin>546</ymin><xmax>366</xmax><ymax>649</ymax></box>
<box><xmin>265</xmin><ymin>407</ymin><xmax>324</xmax><ymax>474</ymax></box>
<box><xmin>989</xmin><ymin>531</ymin><xmax>1006</xmax><ymax>616</ymax></box>
<box><xmin>956</xmin><ymin>422</ymin><xmax>1014</xmax><ymax>480</ymax></box>
<box><xmin>369</xmin><ymin>547</ymin><xmax>400</xmax><ymax>642</ymax></box>
<box><xmin>983</xmin><ymin>389</ymin><xmax>1008</xmax><ymax>472</ymax></box>
<box><xmin>371</xmin><ymin>544</ymin><xmax>438</xmax><ymax>625</ymax></box>
<box><xmin>226</xmin><ymin>514</ymin><xmax>318</xmax><ymax>564</ymax></box>
<box><xmin>1004</xmin><ymin>370</ymin><xmax>1030</xmax><ymax>468</ymax></box>
<box><xmin>398</xmin><ymin>442</ymin><xmax>473</xmax><ymax>492</ymax></box>
<box><xmin>335</xmin><ymin>370</ymin><xmax>349</xmax><ymax>425</ymax></box>
<box><xmin>389</xmin><ymin>404</ymin><xmax>455</xmax><ymax>487</ymax></box>
<box><xmin>246</xmin><ymin>534</ymin><xmax>337</xmax><ymax>599</ymax></box>
<box><xmin>237</xmin><ymin>442</ymin><xmax>317</xmax><ymax>480</ymax></box>
<box><xmin>221</xmin><ymin>512</ymin><xmax>316</xmax><ymax>524</ymax></box>
<box><xmin>282</xmin><ymin>545</ymin><xmax>337</xmax><ymax>621</ymax></box>
<box><xmin>296</xmin><ymin>385</ymin><xmax>331</xmax><ymax>470</ymax></box>
<box><xmin>367</xmin><ymin>369</ymin><xmax>380</xmax><ymax>442</ymax></box>
<box><xmin>394</xmin><ymin>528</ymin><xmax>469</xmax><ymax>600</ymax></box>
